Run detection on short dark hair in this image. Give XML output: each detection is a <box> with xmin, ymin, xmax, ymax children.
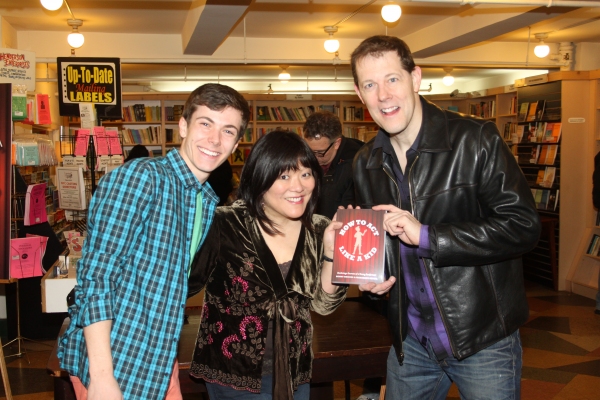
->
<box><xmin>303</xmin><ymin>111</ymin><xmax>342</xmax><ymax>141</ymax></box>
<box><xmin>124</xmin><ymin>144</ymin><xmax>149</xmax><ymax>162</ymax></box>
<box><xmin>351</xmin><ymin>35</ymin><xmax>416</xmax><ymax>86</ymax></box>
<box><xmin>237</xmin><ymin>130</ymin><xmax>323</xmax><ymax>235</ymax></box>
<box><xmin>182</xmin><ymin>83</ymin><xmax>250</xmax><ymax>141</ymax></box>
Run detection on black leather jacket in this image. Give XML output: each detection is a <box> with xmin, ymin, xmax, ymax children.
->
<box><xmin>317</xmin><ymin>136</ymin><xmax>364</xmax><ymax>219</ymax></box>
<box><xmin>353</xmin><ymin>96</ymin><xmax>541</xmax><ymax>362</ymax></box>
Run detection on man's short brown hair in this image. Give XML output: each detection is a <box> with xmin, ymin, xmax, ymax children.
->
<box><xmin>303</xmin><ymin>111</ymin><xmax>342</xmax><ymax>141</ymax></box>
<box><xmin>351</xmin><ymin>35</ymin><xmax>416</xmax><ymax>87</ymax></box>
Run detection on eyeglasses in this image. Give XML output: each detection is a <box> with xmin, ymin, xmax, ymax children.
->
<box><xmin>312</xmin><ymin>141</ymin><xmax>336</xmax><ymax>158</ymax></box>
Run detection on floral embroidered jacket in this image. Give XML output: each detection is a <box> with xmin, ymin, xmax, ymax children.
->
<box><xmin>188</xmin><ymin>201</ymin><xmax>347</xmax><ymax>396</ymax></box>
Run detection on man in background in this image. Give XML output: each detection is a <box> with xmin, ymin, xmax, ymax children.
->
<box><xmin>593</xmin><ymin>151</ymin><xmax>600</xmax><ymax>315</ymax></box>
<box><xmin>58</xmin><ymin>83</ymin><xmax>250</xmax><ymax>400</ymax></box>
<box><xmin>351</xmin><ymin>35</ymin><xmax>540</xmax><ymax>399</ymax></box>
<box><xmin>303</xmin><ymin>110</ymin><xmax>363</xmax><ymax>219</ymax></box>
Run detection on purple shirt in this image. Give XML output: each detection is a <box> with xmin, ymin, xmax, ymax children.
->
<box><xmin>372</xmin><ymin>130</ymin><xmax>452</xmax><ymax>360</ymax></box>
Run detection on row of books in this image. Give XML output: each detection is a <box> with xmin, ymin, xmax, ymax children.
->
<box><xmin>343</xmin><ymin>106</ymin><xmax>373</xmax><ymax>122</ymax></box>
<box><xmin>344</xmin><ymin>126</ymin><xmax>377</xmax><ymax>142</ymax></box>
<box><xmin>165</xmin><ymin>105</ymin><xmax>184</xmax><ymax>121</ymax></box>
<box><xmin>12</xmin><ymin>135</ymin><xmax>59</xmax><ymax>166</ymax></box>
<box><xmin>518</xmin><ymin>100</ymin><xmax>546</xmax><ymax>122</ymax></box>
<box><xmin>469</xmin><ymin>100</ymin><xmax>496</xmax><ymax>119</ymax></box>
<box><xmin>586</xmin><ymin>233</ymin><xmax>600</xmax><ymax>257</ymax></box>
<box><xmin>165</xmin><ymin>128</ymin><xmax>181</xmax><ymax>144</ymax></box>
<box><xmin>256</xmin><ymin>104</ymin><xmax>338</xmax><ymax>122</ymax></box>
<box><xmin>535</xmin><ymin>166</ymin><xmax>557</xmax><ymax>188</ymax></box>
<box><xmin>531</xmin><ymin>188</ymin><xmax>559</xmax><ymax>211</ymax></box>
<box><xmin>530</xmin><ymin>144</ymin><xmax>558</xmax><ymax>165</ymax></box>
<box><xmin>122</xmin><ymin>104</ymin><xmax>161</xmax><ymax>122</ymax></box>
<box><xmin>502</xmin><ymin>122</ymin><xmax>518</xmax><ymax>142</ymax></box>
<box><xmin>14</xmin><ymin>93</ymin><xmax>52</xmax><ymax>125</ymax></box>
<box><xmin>256</xmin><ymin>126</ymin><xmax>302</xmax><ymax>141</ymax></box>
<box><xmin>521</xmin><ymin>121</ymin><xmax>562</xmax><ymax>144</ymax></box>
<box><xmin>121</xmin><ymin>126</ymin><xmax>161</xmax><ymax>145</ymax></box>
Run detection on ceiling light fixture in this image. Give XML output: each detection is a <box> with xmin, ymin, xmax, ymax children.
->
<box><xmin>534</xmin><ymin>33</ymin><xmax>550</xmax><ymax>58</ymax></box>
<box><xmin>278</xmin><ymin>65</ymin><xmax>290</xmax><ymax>83</ymax></box>
<box><xmin>67</xmin><ymin>19</ymin><xmax>84</xmax><ymax>49</ymax></box>
<box><xmin>442</xmin><ymin>68</ymin><xmax>454</xmax><ymax>86</ymax></box>
<box><xmin>41</xmin><ymin>0</ymin><xmax>64</xmax><ymax>11</ymax></box>
<box><xmin>323</xmin><ymin>26</ymin><xmax>340</xmax><ymax>54</ymax></box>
<box><xmin>381</xmin><ymin>2</ymin><xmax>402</xmax><ymax>23</ymax></box>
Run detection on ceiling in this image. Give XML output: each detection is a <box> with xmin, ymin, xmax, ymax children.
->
<box><xmin>3</xmin><ymin>0</ymin><xmax>600</xmax><ymax>94</ymax></box>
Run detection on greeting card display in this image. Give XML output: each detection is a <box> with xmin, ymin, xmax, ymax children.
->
<box><xmin>331</xmin><ymin>208</ymin><xmax>386</xmax><ymax>284</ymax></box>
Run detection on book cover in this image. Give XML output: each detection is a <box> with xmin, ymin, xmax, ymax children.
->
<box><xmin>56</xmin><ymin>167</ymin><xmax>87</xmax><ymax>210</ymax></box>
<box><xmin>73</xmin><ymin>129</ymin><xmax>90</xmax><ymax>156</ymax></box>
<box><xmin>538</xmin><ymin>145</ymin><xmax>548</xmax><ymax>165</ymax></box>
<box><xmin>10</xmin><ymin>236</ymin><xmax>46</xmax><ymax>279</ymax></box>
<box><xmin>36</xmin><ymin>94</ymin><xmax>52</xmax><ymax>125</ymax></box>
<box><xmin>535</xmin><ymin>100</ymin><xmax>546</xmax><ymax>120</ymax></box>
<box><xmin>535</xmin><ymin>169</ymin><xmax>545</xmax><ymax>185</ymax></box>
<box><xmin>518</xmin><ymin>102</ymin><xmax>529</xmax><ymax>122</ymax></box>
<box><xmin>542</xmin><ymin>166</ymin><xmax>556</xmax><ymax>188</ymax></box>
<box><xmin>231</xmin><ymin>148</ymin><xmax>245</xmax><ymax>165</ymax></box>
<box><xmin>93</xmin><ymin>126</ymin><xmax>111</xmax><ymax>156</ymax></box>
<box><xmin>550</xmin><ymin>122</ymin><xmax>562</xmax><ymax>143</ymax></box>
<box><xmin>24</xmin><ymin>182</ymin><xmax>48</xmax><ymax>226</ymax></box>
<box><xmin>547</xmin><ymin>191</ymin><xmax>558</xmax><ymax>211</ymax></box>
<box><xmin>544</xmin><ymin>145</ymin><xmax>558</xmax><ymax>165</ymax></box>
<box><xmin>105</xmin><ymin>127</ymin><xmax>123</xmax><ymax>155</ymax></box>
<box><xmin>530</xmin><ymin>145</ymin><xmax>540</xmax><ymax>164</ymax></box>
<box><xmin>526</xmin><ymin>101</ymin><xmax>538</xmax><ymax>121</ymax></box>
<box><xmin>331</xmin><ymin>208</ymin><xmax>386</xmax><ymax>284</ymax></box>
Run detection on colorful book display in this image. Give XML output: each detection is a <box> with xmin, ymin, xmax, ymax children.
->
<box><xmin>331</xmin><ymin>208</ymin><xmax>386</xmax><ymax>284</ymax></box>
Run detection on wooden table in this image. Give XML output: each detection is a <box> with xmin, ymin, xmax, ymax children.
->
<box><xmin>48</xmin><ymin>301</ymin><xmax>392</xmax><ymax>400</ymax></box>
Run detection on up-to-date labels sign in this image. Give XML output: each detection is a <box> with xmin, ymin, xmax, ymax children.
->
<box><xmin>62</xmin><ymin>63</ymin><xmax>116</xmax><ymax>104</ymax></box>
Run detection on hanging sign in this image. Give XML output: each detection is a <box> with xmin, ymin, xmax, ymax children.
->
<box><xmin>57</xmin><ymin>57</ymin><xmax>122</xmax><ymax>120</ymax></box>
<box><xmin>0</xmin><ymin>48</ymin><xmax>36</xmax><ymax>92</ymax></box>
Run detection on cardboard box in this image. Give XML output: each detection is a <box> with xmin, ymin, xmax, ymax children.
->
<box><xmin>41</xmin><ymin>258</ymin><xmax>76</xmax><ymax>313</ymax></box>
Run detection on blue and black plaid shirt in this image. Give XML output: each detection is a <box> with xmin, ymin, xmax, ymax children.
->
<box><xmin>58</xmin><ymin>149</ymin><xmax>218</xmax><ymax>399</ymax></box>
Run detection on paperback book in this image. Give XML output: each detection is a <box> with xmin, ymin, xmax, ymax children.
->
<box><xmin>331</xmin><ymin>208</ymin><xmax>386</xmax><ymax>284</ymax></box>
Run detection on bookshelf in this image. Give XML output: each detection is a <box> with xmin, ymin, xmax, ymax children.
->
<box><xmin>425</xmin><ymin>89</ymin><xmax>518</xmax><ymax>144</ymax></box>
<box><xmin>566</xmin><ymin>71</ymin><xmax>600</xmax><ymax>299</ymax></box>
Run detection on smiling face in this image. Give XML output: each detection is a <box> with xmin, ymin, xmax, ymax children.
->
<box><xmin>178</xmin><ymin>105</ymin><xmax>242</xmax><ymax>183</ymax></box>
<box><xmin>354</xmin><ymin>51</ymin><xmax>423</xmax><ymax>140</ymax></box>
<box><xmin>262</xmin><ymin>164</ymin><xmax>316</xmax><ymax>225</ymax></box>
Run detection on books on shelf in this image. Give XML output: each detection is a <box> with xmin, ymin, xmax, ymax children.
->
<box><xmin>543</xmin><ymin>122</ymin><xmax>562</xmax><ymax>143</ymax></box>
<box><xmin>122</xmin><ymin>104</ymin><xmax>161</xmax><ymax>122</ymax></box>
<box><xmin>526</xmin><ymin>101</ymin><xmax>538</xmax><ymax>121</ymax></box>
<box><xmin>533</xmin><ymin>144</ymin><xmax>557</xmax><ymax>165</ymax></box>
<box><xmin>74</xmin><ymin>129</ymin><xmax>90</xmax><ymax>156</ymax></box>
<box><xmin>535</xmin><ymin>100</ymin><xmax>546</xmax><ymax>120</ymax></box>
<box><xmin>331</xmin><ymin>208</ymin><xmax>386</xmax><ymax>285</ymax></box>
<box><xmin>586</xmin><ymin>234</ymin><xmax>600</xmax><ymax>257</ymax></box>
<box><xmin>120</xmin><ymin>126</ymin><xmax>161</xmax><ymax>144</ymax></box>
<box><xmin>518</xmin><ymin>102</ymin><xmax>529</xmax><ymax>122</ymax></box>
<box><xmin>536</xmin><ymin>166</ymin><xmax>556</xmax><ymax>188</ymax></box>
<box><xmin>531</xmin><ymin>188</ymin><xmax>559</xmax><ymax>211</ymax></box>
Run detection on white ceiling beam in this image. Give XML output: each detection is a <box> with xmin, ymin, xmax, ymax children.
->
<box><xmin>181</xmin><ymin>0</ymin><xmax>251</xmax><ymax>55</ymax></box>
<box><xmin>408</xmin><ymin>5</ymin><xmax>576</xmax><ymax>58</ymax></box>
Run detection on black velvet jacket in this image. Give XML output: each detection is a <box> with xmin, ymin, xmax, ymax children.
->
<box><xmin>188</xmin><ymin>201</ymin><xmax>347</xmax><ymax>395</ymax></box>
<box><xmin>353</xmin><ymin>96</ymin><xmax>541</xmax><ymax>362</ymax></box>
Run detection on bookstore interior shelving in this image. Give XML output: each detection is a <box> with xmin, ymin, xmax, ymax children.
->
<box><xmin>46</xmin><ymin>71</ymin><xmax>600</xmax><ymax>297</ymax></box>
<box><xmin>566</xmin><ymin>71</ymin><xmax>600</xmax><ymax>298</ymax></box>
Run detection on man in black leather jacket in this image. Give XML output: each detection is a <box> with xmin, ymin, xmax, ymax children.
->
<box><xmin>350</xmin><ymin>36</ymin><xmax>541</xmax><ymax>399</ymax></box>
<box><xmin>303</xmin><ymin>111</ymin><xmax>364</xmax><ymax>219</ymax></box>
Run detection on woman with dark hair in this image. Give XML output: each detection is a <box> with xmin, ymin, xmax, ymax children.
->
<box><xmin>188</xmin><ymin>130</ymin><xmax>347</xmax><ymax>400</ymax></box>
<box><xmin>124</xmin><ymin>144</ymin><xmax>150</xmax><ymax>162</ymax></box>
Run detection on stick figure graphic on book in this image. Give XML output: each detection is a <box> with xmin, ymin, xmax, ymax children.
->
<box><xmin>353</xmin><ymin>227</ymin><xmax>368</xmax><ymax>255</ymax></box>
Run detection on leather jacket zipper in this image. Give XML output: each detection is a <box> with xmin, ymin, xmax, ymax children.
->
<box><xmin>408</xmin><ymin>155</ymin><xmax>457</xmax><ymax>358</ymax></box>
<box><xmin>383</xmin><ymin>162</ymin><xmax>405</xmax><ymax>363</ymax></box>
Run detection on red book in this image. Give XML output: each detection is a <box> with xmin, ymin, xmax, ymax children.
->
<box><xmin>331</xmin><ymin>208</ymin><xmax>386</xmax><ymax>284</ymax></box>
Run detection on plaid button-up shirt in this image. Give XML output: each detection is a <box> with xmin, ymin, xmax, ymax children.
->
<box><xmin>58</xmin><ymin>149</ymin><xmax>218</xmax><ymax>399</ymax></box>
